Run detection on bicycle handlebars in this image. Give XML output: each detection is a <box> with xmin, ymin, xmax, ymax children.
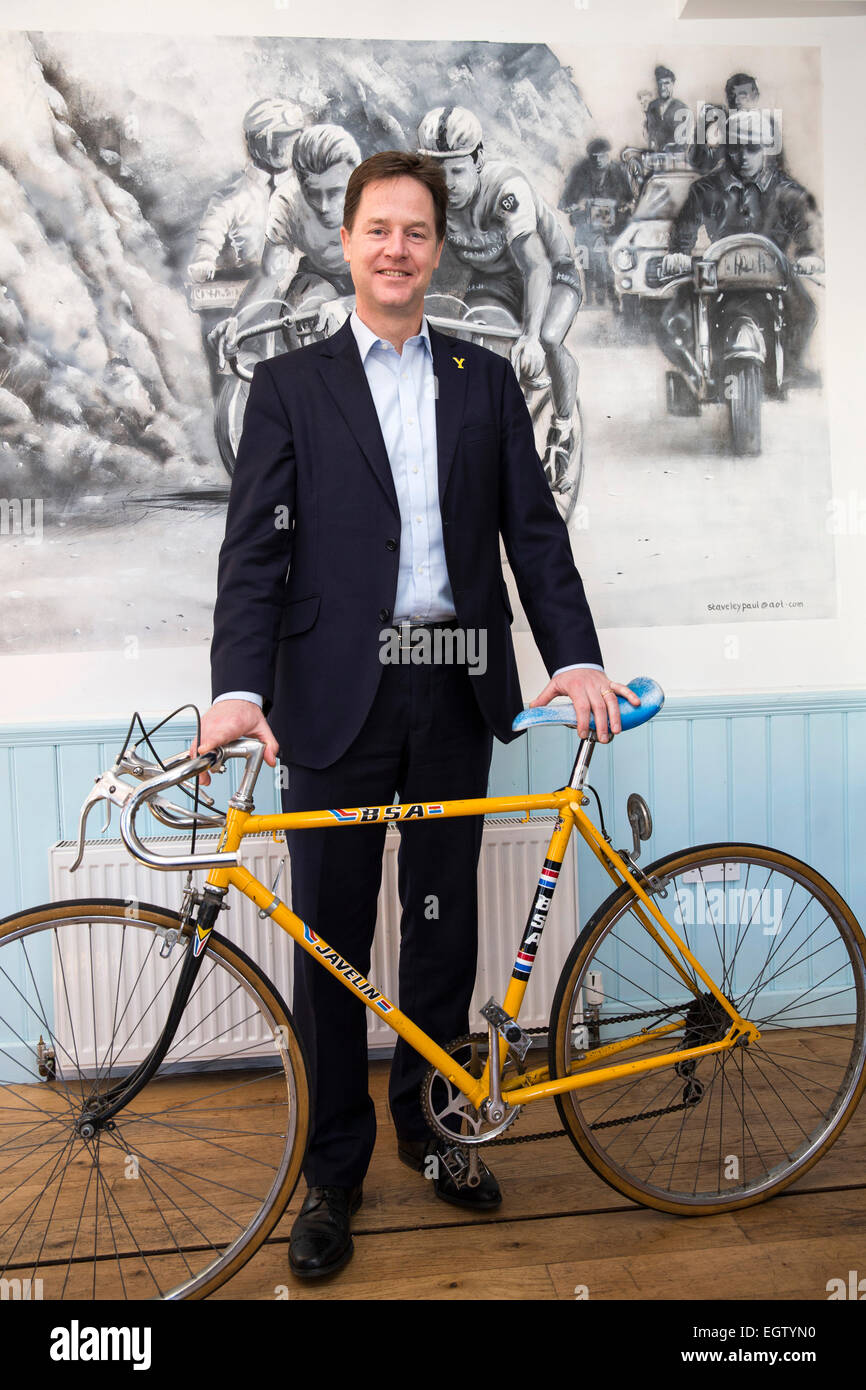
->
<box><xmin>72</xmin><ymin>737</ymin><xmax>267</xmax><ymax>874</ymax></box>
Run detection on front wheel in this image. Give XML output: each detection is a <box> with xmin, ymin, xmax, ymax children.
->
<box><xmin>728</xmin><ymin>359</ymin><xmax>762</xmax><ymax>455</ymax></box>
<box><xmin>0</xmin><ymin>900</ymin><xmax>310</xmax><ymax>1299</ymax></box>
<box><xmin>549</xmin><ymin>845</ymin><xmax>866</xmax><ymax>1215</ymax></box>
<box><xmin>214</xmin><ymin>376</ymin><xmax>248</xmax><ymax>477</ymax></box>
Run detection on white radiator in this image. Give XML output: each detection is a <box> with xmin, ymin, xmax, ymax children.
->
<box><xmin>49</xmin><ymin>818</ymin><xmax>578</xmax><ymax>1059</ymax></box>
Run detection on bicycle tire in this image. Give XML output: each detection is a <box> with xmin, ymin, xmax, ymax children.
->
<box><xmin>548</xmin><ymin>844</ymin><xmax>866</xmax><ymax>1215</ymax></box>
<box><xmin>214</xmin><ymin>376</ymin><xmax>247</xmax><ymax>478</ymax></box>
<box><xmin>729</xmin><ymin>358</ymin><xmax>762</xmax><ymax>456</ymax></box>
<box><xmin>0</xmin><ymin>899</ymin><xmax>310</xmax><ymax>1299</ymax></box>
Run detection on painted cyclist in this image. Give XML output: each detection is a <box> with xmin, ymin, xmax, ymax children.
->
<box><xmin>212</xmin><ymin>123</ymin><xmax>362</xmax><ymax>360</ymax></box>
<box><xmin>417</xmin><ymin>105</ymin><xmax>583</xmax><ymax>493</ymax></box>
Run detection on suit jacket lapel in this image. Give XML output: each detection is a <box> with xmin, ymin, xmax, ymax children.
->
<box><xmin>316</xmin><ymin>318</ymin><xmax>468</xmax><ymax>515</ymax></box>
<box><xmin>317</xmin><ymin>319</ymin><xmax>399</xmax><ymax>515</ymax></box>
<box><xmin>430</xmin><ymin>324</ymin><xmax>468</xmax><ymax>507</ymax></box>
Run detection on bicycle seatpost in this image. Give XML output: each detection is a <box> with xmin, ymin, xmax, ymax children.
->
<box><xmin>568</xmin><ymin>734</ymin><xmax>597</xmax><ymax>791</ymax></box>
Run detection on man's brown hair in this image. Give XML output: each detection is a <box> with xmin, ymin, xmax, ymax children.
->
<box><xmin>342</xmin><ymin>150</ymin><xmax>448</xmax><ymax>243</ymax></box>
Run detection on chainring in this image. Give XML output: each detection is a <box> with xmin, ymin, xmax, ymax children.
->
<box><xmin>421</xmin><ymin>1033</ymin><xmax>523</xmax><ymax>1146</ymax></box>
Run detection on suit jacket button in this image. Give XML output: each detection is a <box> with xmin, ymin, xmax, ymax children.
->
<box><xmin>378</xmin><ymin>608</ymin><xmax>391</xmax><ymax>623</ymax></box>
<box><xmin>385</xmin><ymin>538</ymin><xmax>397</xmax><ymax>551</ymax></box>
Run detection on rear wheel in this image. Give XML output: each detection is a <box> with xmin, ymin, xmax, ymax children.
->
<box><xmin>0</xmin><ymin>900</ymin><xmax>310</xmax><ymax>1299</ymax></box>
<box><xmin>549</xmin><ymin>845</ymin><xmax>866</xmax><ymax>1215</ymax></box>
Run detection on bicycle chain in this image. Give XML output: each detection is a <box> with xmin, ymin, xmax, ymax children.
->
<box><xmin>445</xmin><ymin>1002</ymin><xmax>696</xmax><ymax>1147</ymax></box>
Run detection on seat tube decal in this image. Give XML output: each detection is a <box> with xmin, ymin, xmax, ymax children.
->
<box><xmin>512</xmin><ymin>858</ymin><xmax>561</xmax><ymax>980</ymax></box>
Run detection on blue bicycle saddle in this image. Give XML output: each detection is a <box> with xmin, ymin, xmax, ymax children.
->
<box><xmin>511</xmin><ymin>676</ymin><xmax>665</xmax><ymax>735</ymax></box>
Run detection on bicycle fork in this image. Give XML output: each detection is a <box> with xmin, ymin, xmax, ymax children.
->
<box><xmin>74</xmin><ymin>887</ymin><xmax>226</xmax><ymax>1136</ymax></box>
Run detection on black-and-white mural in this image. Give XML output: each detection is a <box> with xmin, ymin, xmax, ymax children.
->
<box><xmin>0</xmin><ymin>32</ymin><xmax>829</xmax><ymax>653</ymax></box>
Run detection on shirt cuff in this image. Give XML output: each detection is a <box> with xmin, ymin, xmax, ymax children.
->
<box><xmin>551</xmin><ymin>663</ymin><xmax>605</xmax><ymax>677</ymax></box>
<box><xmin>213</xmin><ymin>691</ymin><xmax>263</xmax><ymax>708</ymax></box>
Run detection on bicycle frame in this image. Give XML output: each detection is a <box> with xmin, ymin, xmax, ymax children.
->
<box><xmin>190</xmin><ymin>749</ymin><xmax>760</xmax><ymax>1118</ymax></box>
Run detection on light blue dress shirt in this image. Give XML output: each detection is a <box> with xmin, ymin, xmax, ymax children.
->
<box><xmin>348</xmin><ymin>311</ymin><xmax>455</xmax><ymax>622</ymax></box>
<box><xmin>215</xmin><ymin>310</ymin><xmax>600</xmax><ymax>707</ymax></box>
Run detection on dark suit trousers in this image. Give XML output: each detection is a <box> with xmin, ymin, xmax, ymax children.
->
<box><xmin>282</xmin><ymin>659</ymin><xmax>494</xmax><ymax>1188</ymax></box>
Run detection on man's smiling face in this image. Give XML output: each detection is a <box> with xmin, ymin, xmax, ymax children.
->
<box><xmin>341</xmin><ymin>175</ymin><xmax>443</xmax><ymax>326</ymax></box>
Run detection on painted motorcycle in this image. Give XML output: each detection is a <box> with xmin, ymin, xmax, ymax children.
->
<box><xmin>652</xmin><ymin>232</ymin><xmax>819</xmax><ymax>456</ymax></box>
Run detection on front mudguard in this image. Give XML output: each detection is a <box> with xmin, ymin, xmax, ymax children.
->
<box><xmin>722</xmin><ymin>315</ymin><xmax>767</xmax><ymax>367</ymax></box>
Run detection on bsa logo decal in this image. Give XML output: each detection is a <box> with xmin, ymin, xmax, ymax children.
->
<box><xmin>331</xmin><ymin>803</ymin><xmax>444</xmax><ymax>824</ymax></box>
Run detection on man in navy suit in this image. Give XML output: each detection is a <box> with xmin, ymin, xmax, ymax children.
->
<box><xmin>197</xmin><ymin>151</ymin><xmax>636</xmax><ymax>1279</ymax></box>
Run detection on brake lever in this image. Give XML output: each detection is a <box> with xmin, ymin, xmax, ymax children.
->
<box><xmin>71</xmin><ymin>751</ymin><xmax>226</xmax><ymax>871</ymax></box>
<box><xmin>70</xmin><ymin>767</ymin><xmax>136</xmax><ymax>872</ymax></box>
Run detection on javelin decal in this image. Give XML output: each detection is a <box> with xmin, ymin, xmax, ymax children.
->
<box><xmin>303</xmin><ymin>923</ymin><xmax>319</xmax><ymax>945</ymax></box>
<box><xmin>376</xmin><ymin>996</ymin><xmax>394</xmax><ymax>1014</ymax></box>
<box><xmin>328</xmin><ymin>808</ymin><xmax>359</xmax><ymax>822</ymax></box>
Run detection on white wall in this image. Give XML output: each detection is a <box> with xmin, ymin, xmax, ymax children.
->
<box><xmin>2</xmin><ymin>0</ymin><xmax>865</xmax><ymax>721</ymax></box>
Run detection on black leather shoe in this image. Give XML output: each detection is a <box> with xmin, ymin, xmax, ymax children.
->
<box><xmin>397</xmin><ymin>1137</ymin><xmax>502</xmax><ymax>1210</ymax></box>
<box><xmin>289</xmin><ymin>1184</ymin><xmax>363</xmax><ymax>1278</ymax></box>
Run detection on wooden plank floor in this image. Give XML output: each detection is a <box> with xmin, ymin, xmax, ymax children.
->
<box><xmin>205</xmin><ymin>1058</ymin><xmax>866</xmax><ymax>1302</ymax></box>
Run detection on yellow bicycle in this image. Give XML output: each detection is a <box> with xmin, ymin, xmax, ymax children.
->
<box><xmin>0</xmin><ymin>679</ymin><xmax>864</xmax><ymax>1299</ymax></box>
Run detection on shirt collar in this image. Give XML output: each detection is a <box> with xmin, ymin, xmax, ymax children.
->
<box><xmin>350</xmin><ymin>309</ymin><xmax>432</xmax><ymax>363</ymax></box>
<box><xmin>754</xmin><ymin>166</ymin><xmax>775</xmax><ymax>193</ymax></box>
<box><xmin>719</xmin><ymin>164</ymin><xmax>775</xmax><ymax>194</ymax></box>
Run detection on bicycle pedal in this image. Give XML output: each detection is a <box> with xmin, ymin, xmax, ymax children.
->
<box><xmin>438</xmin><ymin>1143</ymin><xmax>472</xmax><ymax>1187</ymax></box>
<box><xmin>480</xmin><ymin>997</ymin><xmax>532</xmax><ymax>1063</ymax></box>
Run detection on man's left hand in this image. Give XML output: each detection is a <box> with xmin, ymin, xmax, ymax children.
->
<box><xmin>530</xmin><ymin>668</ymin><xmax>641</xmax><ymax>743</ymax></box>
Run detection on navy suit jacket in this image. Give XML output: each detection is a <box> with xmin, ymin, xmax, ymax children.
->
<box><xmin>210</xmin><ymin>318</ymin><xmax>603</xmax><ymax>769</ymax></box>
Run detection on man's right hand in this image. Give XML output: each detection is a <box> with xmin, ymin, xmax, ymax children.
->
<box><xmin>189</xmin><ymin>700</ymin><xmax>280</xmax><ymax>788</ymax></box>
<box><xmin>206</xmin><ymin>315</ymin><xmax>239</xmax><ymax>369</ymax></box>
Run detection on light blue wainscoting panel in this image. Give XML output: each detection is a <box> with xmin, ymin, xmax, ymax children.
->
<box><xmin>0</xmin><ymin>691</ymin><xmax>864</xmax><ymax>929</ymax></box>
